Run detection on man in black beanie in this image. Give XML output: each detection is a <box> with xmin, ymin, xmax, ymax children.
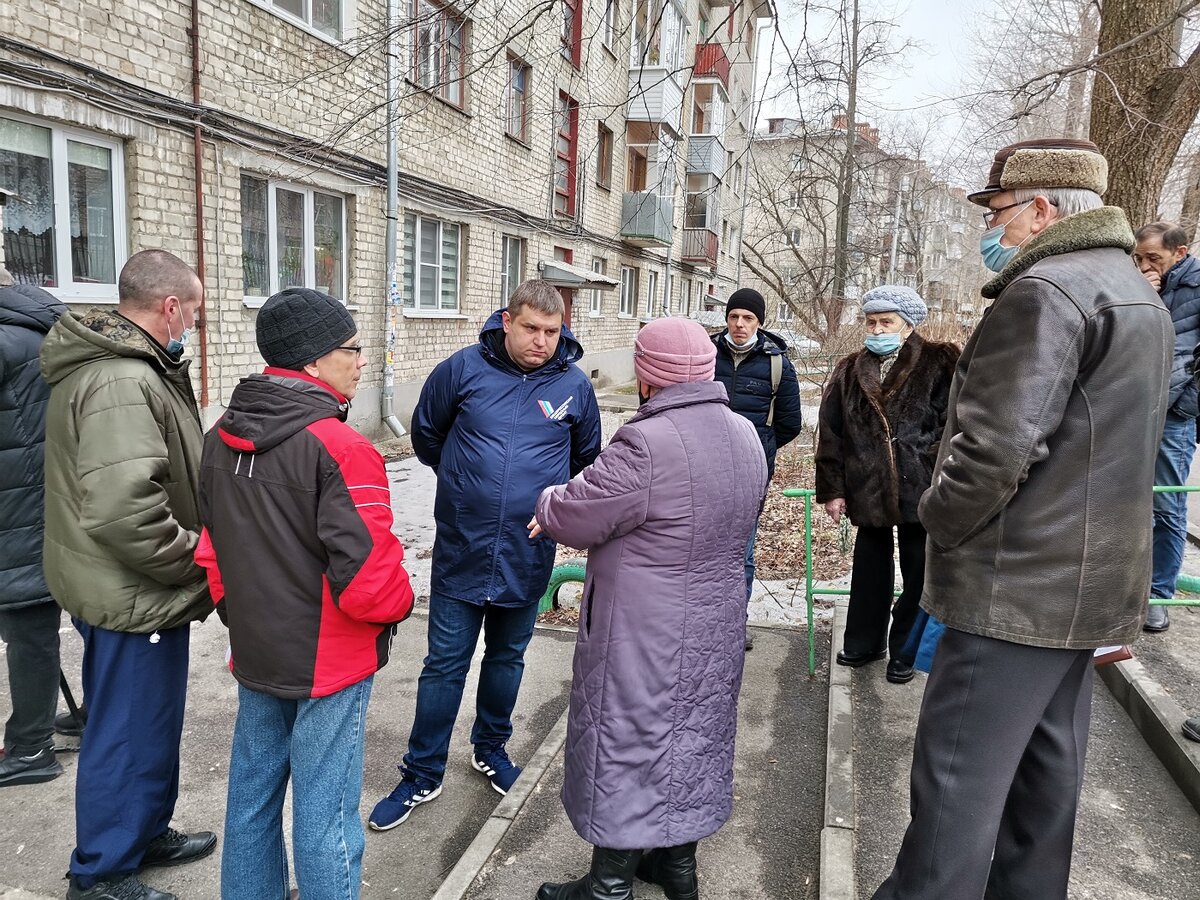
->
<box><xmin>197</xmin><ymin>287</ymin><xmax>415</xmax><ymax>900</ymax></box>
<box><xmin>712</xmin><ymin>287</ymin><xmax>803</xmax><ymax>649</ymax></box>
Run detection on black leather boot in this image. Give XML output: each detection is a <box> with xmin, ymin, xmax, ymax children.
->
<box><xmin>636</xmin><ymin>842</ymin><xmax>699</xmax><ymax>900</ymax></box>
<box><xmin>537</xmin><ymin>846</ymin><xmax>643</xmax><ymax>899</ymax></box>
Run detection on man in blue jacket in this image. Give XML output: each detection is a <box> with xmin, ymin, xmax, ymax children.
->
<box><xmin>712</xmin><ymin>288</ymin><xmax>803</xmax><ymax>649</ymax></box>
<box><xmin>370</xmin><ymin>280</ymin><xmax>601</xmax><ymax>831</ymax></box>
<box><xmin>1133</xmin><ymin>222</ymin><xmax>1200</xmax><ymax>633</ymax></box>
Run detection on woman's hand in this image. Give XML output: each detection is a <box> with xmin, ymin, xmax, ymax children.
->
<box><xmin>824</xmin><ymin>498</ymin><xmax>846</xmax><ymax>524</ymax></box>
<box><xmin>527</xmin><ymin>516</ymin><xmax>543</xmax><ymax>540</ymax></box>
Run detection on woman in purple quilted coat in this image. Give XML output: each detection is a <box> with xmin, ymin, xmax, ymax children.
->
<box><xmin>530</xmin><ymin>317</ymin><xmax>769</xmax><ymax>900</ymax></box>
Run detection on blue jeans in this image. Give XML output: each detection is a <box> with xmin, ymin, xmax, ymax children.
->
<box><xmin>70</xmin><ymin>620</ymin><xmax>189</xmax><ymax>887</ymax></box>
<box><xmin>221</xmin><ymin>678</ymin><xmax>373</xmax><ymax>900</ymax></box>
<box><xmin>401</xmin><ymin>597</ymin><xmax>539</xmax><ymax>786</ymax></box>
<box><xmin>744</xmin><ymin>520</ymin><xmax>759</xmax><ymax>601</ymax></box>
<box><xmin>1151</xmin><ymin>411</ymin><xmax>1198</xmax><ymax>599</ymax></box>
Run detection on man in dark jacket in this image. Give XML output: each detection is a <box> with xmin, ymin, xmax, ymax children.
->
<box><xmin>712</xmin><ymin>287</ymin><xmax>802</xmax><ymax>648</ymax></box>
<box><xmin>1133</xmin><ymin>221</ymin><xmax>1200</xmax><ymax>633</ymax></box>
<box><xmin>872</xmin><ymin>140</ymin><xmax>1172</xmax><ymax>899</ymax></box>
<box><xmin>370</xmin><ymin>280</ymin><xmax>601</xmax><ymax>831</ymax></box>
<box><xmin>0</xmin><ymin>273</ymin><xmax>67</xmax><ymax>787</ymax></box>
<box><xmin>197</xmin><ymin>288</ymin><xmax>414</xmax><ymax>900</ymax></box>
<box><xmin>41</xmin><ymin>250</ymin><xmax>217</xmax><ymax>900</ymax></box>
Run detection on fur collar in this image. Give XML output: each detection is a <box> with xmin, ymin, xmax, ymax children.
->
<box><xmin>982</xmin><ymin>205</ymin><xmax>1135</xmax><ymax>299</ymax></box>
<box><xmin>853</xmin><ymin>332</ymin><xmax>927</xmax><ymax>404</ymax></box>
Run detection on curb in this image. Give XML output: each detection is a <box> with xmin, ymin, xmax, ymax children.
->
<box><xmin>1187</xmin><ymin>521</ymin><xmax>1200</xmax><ymax>550</ymax></box>
<box><xmin>1097</xmin><ymin>655</ymin><xmax>1200</xmax><ymax>815</ymax></box>
<box><xmin>820</xmin><ymin>599</ymin><xmax>857</xmax><ymax>900</ymax></box>
<box><xmin>430</xmin><ymin>707</ymin><xmax>570</xmax><ymax>899</ymax></box>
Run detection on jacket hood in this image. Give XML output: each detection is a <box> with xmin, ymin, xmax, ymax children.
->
<box><xmin>40</xmin><ymin>309</ymin><xmax>180</xmax><ymax>386</ymax></box>
<box><xmin>982</xmin><ymin>205</ymin><xmax>1135</xmax><ymax>299</ymax></box>
<box><xmin>629</xmin><ymin>379</ymin><xmax>729</xmax><ymax>424</ymax></box>
<box><xmin>1165</xmin><ymin>253</ymin><xmax>1200</xmax><ymax>292</ymax></box>
<box><xmin>0</xmin><ymin>284</ymin><xmax>66</xmax><ymax>334</ymax></box>
<box><xmin>217</xmin><ymin>370</ymin><xmax>348</xmax><ymax>454</ymax></box>
<box><xmin>713</xmin><ymin>326</ymin><xmax>788</xmax><ymax>356</ymax></box>
<box><xmin>478</xmin><ymin>308</ymin><xmax>585</xmax><ymax>372</ymax></box>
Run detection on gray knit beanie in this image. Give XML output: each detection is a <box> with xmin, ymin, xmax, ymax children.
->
<box><xmin>861</xmin><ymin>285</ymin><xmax>928</xmax><ymax>327</ymax></box>
<box><xmin>256</xmin><ymin>287</ymin><xmax>357</xmax><ymax>369</ymax></box>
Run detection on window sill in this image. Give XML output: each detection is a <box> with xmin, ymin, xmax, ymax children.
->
<box><xmin>47</xmin><ymin>286</ymin><xmax>119</xmax><ymax>304</ymax></box>
<box><xmin>244</xmin><ymin>0</ymin><xmax>352</xmax><ymax>52</ymax></box>
<box><xmin>588</xmin><ymin>312</ymin><xmax>603</xmax><ymax>318</ymax></box>
<box><xmin>595</xmin><ymin>181</ymin><xmax>611</xmax><ymax>193</ymax></box>
<box><xmin>243</xmin><ymin>297</ymin><xmax>358</xmax><ymax>311</ymax></box>
<box><xmin>402</xmin><ymin>310</ymin><xmax>469</xmax><ymax>320</ymax></box>
<box><xmin>601</xmin><ymin>42</ymin><xmax>617</xmax><ymax>62</ymax></box>
<box><xmin>505</xmin><ymin>132</ymin><xmax>532</xmax><ymax>151</ymax></box>
<box><xmin>617</xmin><ymin>313</ymin><xmax>635</xmax><ymax>319</ymax></box>
<box><xmin>405</xmin><ymin>79</ymin><xmax>470</xmax><ymax>117</ymax></box>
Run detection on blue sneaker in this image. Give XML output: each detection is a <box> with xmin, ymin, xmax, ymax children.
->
<box><xmin>368</xmin><ymin>777</ymin><xmax>442</xmax><ymax>831</ymax></box>
<box><xmin>472</xmin><ymin>745</ymin><xmax>522</xmax><ymax>795</ymax></box>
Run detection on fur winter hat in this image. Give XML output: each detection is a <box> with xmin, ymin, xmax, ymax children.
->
<box><xmin>861</xmin><ymin>285</ymin><xmax>928</xmax><ymax>327</ymax></box>
<box><xmin>256</xmin><ymin>287</ymin><xmax>357</xmax><ymax>370</ymax></box>
<box><xmin>968</xmin><ymin>138</ymin><xmax>1108</xmax><ymax>207</ymax></box>
<box><xmin>633</xmin><ymin>317</ymin><xmax>716</xmax><ymax>387</ymax></box>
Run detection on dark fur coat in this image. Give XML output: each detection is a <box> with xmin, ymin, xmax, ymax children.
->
<box><xmin>815</xmin><ymin>333</ymin><xmax>960</xmax><ymax>528</ymax></box>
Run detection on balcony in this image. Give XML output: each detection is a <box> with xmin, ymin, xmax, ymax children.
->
<box><xmin>627</xmin><ymin>66</ymin><xmax>684</xmax><ymax>134</ymax></box>
<box><xmin>681</xmin><ymin>228</ymin><xmax>719</xmax><ymax>267</ymax></box>
<box><xmin>621</xmin><ymin>191</ymin><xmax>674</xmax><ymax>248</ymax></box>
<box><xmin>687</xmin><ymin>134</ymin><xmax>727</xmax><ymax>179</ymax></box>
<box><xmin>693</xmin><ymin>43</ymin><xmax>730</xmax><ymax>91</ymax></box>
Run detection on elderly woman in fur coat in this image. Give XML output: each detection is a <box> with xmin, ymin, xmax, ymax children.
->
<box><xmin>816</xmin><ymin>285</ymin><xmax>960</xmax><ymax>684</ymax></box>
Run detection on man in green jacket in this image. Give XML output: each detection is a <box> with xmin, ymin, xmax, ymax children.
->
<box><xmin>41</xmin><ymin>250</ymin><xmax>217</xmax><ymax>900</ymax></box>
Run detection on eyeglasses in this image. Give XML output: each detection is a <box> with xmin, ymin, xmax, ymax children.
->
<box><xmin>982</xmin><ymin>201</ymin><xmax>1025</xmax><ymax>228</ymax></box>
<box><xmin>333</xmin><ymin>344</ymin><xmax>363</xmax><ymax>357</ymax></box>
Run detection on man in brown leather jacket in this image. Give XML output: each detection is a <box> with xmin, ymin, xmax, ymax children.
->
<box><xmin>872</xmin><ymin>140</ymin><xmax>1172</xmax><ymax>900</ymax></box>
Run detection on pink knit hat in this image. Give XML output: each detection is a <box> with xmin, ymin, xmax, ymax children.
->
<box><xmin>633</xmin><ymin>317</ymin><xmax>717</xmax><ymax>387</ymax></box>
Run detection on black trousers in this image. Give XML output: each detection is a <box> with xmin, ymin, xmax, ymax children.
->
<box><xmin>0</xmin><ymin>601</ymin><xmax>61</xmax><ymax>755</ymax></box>
<box><xmin>871</xmin><ymin>628</ymin><xmax>1094</xmax><ymax>900</ymax></box>
<box><xmin>843</xmin><ymin>523</ymin><xmax>926</xmax><ymax>660</ymax></box>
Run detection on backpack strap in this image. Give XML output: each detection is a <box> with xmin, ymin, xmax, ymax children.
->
<box><xmin>767</xmin><ymin>352</ymin><xmax>783</xmax><ymax>427</ymax></box>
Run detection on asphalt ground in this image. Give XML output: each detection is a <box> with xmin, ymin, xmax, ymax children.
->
<box><xmin>0</xmin><ymin>612</ymin><xmax>577</xmax><ymax>899</ymax></box>
<box><xmin>459</xmin><ymin>625</ymin><xmax>832</xmax><ymax>900</ymax></box>
<box><xmin>850</xmin><ymin>651</ymin><xmax>1200</xmax><ymax>900</ymax></box>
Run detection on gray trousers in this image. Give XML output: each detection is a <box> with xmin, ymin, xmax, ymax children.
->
<box><xmin>871</xmin><ymin>627</ymin><xmax>1094</xmax><ymax>900</ymax></box>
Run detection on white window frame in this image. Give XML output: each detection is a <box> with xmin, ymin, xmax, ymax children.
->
<box><xmin>683</xmin><ymin>278</ymin><xmax>693</xmax><ymax>316</ymax></box>
<box><xmin>0</xmin><ymin>113</ymin><xmax>128</xmax><ymax>303</ymax></box>
<box><xmin>778</xmin><ymin>302</ymin><xmax>794</xmax><ymax>323</ymax></box>
<box><xmin>500</xmin><ymin>234</ymin><xmax>525</xmax><ymax>303</ymax></box>
<box><xmin>590</xmin><ymin>258</ymin><xmax>605</xmax><ymax>316</ymax></box>
<box><xmin>241</xmin><ymin>177</ymin><xmax>348</xmax><ymax>307</ymax></box>
<box><xmin>247</xmin><ymin>0</ymin><xmax>354</xmax><ymax>44</ymax></box>
<box><xmin>602</xmin><ymin>0</ymin><xmax>618</xmax><ymax>50</ymax></box>
<box><xmin>506</xmin><ymin>56</ymin><xmax>530</xmax><ymax>142</ymax></box>
<box><xmin>403</xmin><ymin>212</ymin><xmax>462</xmax><ymax>314</ymax></box>
<box><xmin>645</xmin><ymin>269</ymin><xmax>658</xmax><ymax>318</ymax></box>
<box><xmin>619</xmin><ymin>265</ymin><xmax>637</xmax><ymax>317</ymax></box>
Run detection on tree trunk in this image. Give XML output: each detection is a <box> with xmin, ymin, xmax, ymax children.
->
<box><xmin>1179</xmin><ymin>151</ymin><xmax>1200</xmax><ymax>240</ymax></box>
<box><xmin>1089</xmin><ymin>0</ymin><xmax>1200</xmax><ymax>227</ymax></box>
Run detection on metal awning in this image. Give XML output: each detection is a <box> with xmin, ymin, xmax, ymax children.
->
<box><xmin>537</xmin><ymin>259</ymin><xmax>619</xmax><ymax>290</ymax></box>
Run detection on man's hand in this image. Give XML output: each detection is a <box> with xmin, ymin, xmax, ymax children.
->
<box><xmin>527</xmin><ymin>516</ymin><xmax>543</xmax><ymax>540</ymax></box>
<box><xmin>1142</xmin><ymin>268</ymin><xmax>1162</xmax><ymax>291</ymax></box>
<box><xmin>824</xmin><ymin>498</ymin><xmax>846</xmax><ymax>524</ymax></box>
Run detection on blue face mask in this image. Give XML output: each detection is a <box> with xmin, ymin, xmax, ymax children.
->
<box><xmin>864</xmin><ymin>332</ymin><xmax>903</xmax><ymax>356</ymax></box>
<box><xmin>165</xmin><ymin>307</ymin><xmax>191</xmax><ymax>358</ymax></box>
<box><xmin>979</xmin><ymin>201</ymin><xmax>1034</xmax><ymax>272</ymax></box>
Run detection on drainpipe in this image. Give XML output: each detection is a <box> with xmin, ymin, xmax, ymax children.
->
<box><xmin>190</xmin><ymin>0</ymin><xmax>209</xmax><ymax>407</ymax></box>
<box><xmin>381</xmin><ymin>0</ymin><xmax>406</xmax><ymax>437</ymax></box>
<box><xmin>735</xmin><ymin>20</ymin><xmax>774</xmax><ymax>286</ymax></box>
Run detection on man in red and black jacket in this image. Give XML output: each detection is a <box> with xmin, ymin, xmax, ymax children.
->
<box><xmin>196</xmin><ymin>287</ymin><xmax>413</xmax><ymax>900</ymax></box>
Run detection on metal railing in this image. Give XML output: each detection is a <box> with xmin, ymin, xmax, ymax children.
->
<box><xmin>783</xmin><ymin>484</ymin><xmax>1200</xmax><ymax>677</ymax></box>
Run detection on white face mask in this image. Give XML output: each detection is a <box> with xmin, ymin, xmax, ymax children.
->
<box><xmin>166</xmin><ymin>305</ymin><xmax>191</xmax><ymax>357</ymax></box>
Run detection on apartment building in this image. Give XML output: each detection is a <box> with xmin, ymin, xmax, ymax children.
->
<box><xmin>741</xmin><ymin>114</ymin><xmax>986</xmax><ymax>345</ymax></box>
<box><xmin>0</xmin><ymin>0</ymin><xmax>772</xmax><ymax>435</ymax></box>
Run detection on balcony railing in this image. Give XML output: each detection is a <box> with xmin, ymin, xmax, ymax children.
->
<box><xmin>687</xmin><ymin>134</ymin><xmax>727</xmax><ymax>179</ymax></box>
<box><xmin>620</xmin><ymin>191</ymin><xmax>674</xmax><ymax>247</ymax></box>
<box><xmin>693</xmin><ymin>43</ymin><xmax>730</xmax><ymax>91</ymax></box>
<box><xmin>681</xmin><ymin>227</ymin><xmax>719</xmax><ymax>266</ymax></box>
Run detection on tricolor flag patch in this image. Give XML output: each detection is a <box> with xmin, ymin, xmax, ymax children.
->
<box><xmin>538</xmin><ymin>396</ymin><xmax>574</xmax><ymax>420</ymax></box>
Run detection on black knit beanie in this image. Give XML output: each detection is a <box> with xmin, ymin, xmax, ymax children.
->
<box><xmin>256</xmin><ymin>287</ymin><xmax>357</xmax><ymax>370</ymax></box>
<box><xmin>726</xmin><ymin>288</ymin><xmax>766</xmax><ymax>325</ymax></box>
